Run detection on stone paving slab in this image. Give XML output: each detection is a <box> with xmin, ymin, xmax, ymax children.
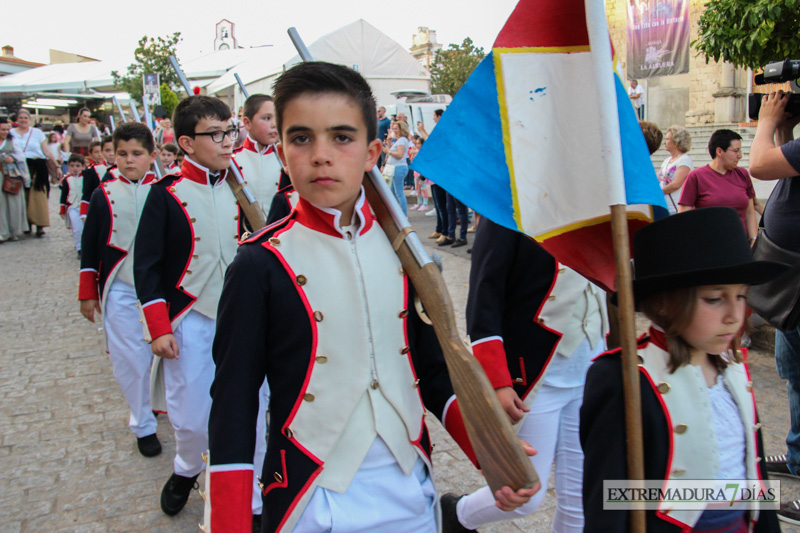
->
<box><xmin>0</xmin><ymin>193</ymin><xmax>798</xmax><ymax>532</ymax></box>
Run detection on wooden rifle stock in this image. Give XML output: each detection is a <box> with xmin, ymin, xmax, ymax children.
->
<box><xmin>362</xmin><ymin>177</ymin><xmax>538</xmax><ymax>493</ymax></box>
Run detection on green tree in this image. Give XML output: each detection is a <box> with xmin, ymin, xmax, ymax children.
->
<box><xmin>430</xmin><ymin>37</ymin><xmax>486</xmax><ymax>96</ymax></box>
<box><xmin>693</xmin><ymin>0</ymin><xmax>800</xmax><ymax>69</ymax></box>
<box><xmin>112</xmin><ymin>33</ymin><xmax>183</xmax><ymax>104</ymax></box>
<box><xmin>159</xmin><ymin>83</ymin><xmax>179</xmax><ymax>118</ymax></box>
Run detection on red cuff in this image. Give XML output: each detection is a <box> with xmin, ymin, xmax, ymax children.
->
<box><xmin>80</xmin><ymin>201</ymin><xmax>89</xmax><ymax>217</ymax></box>
<box><xmin>78</xmin><ymin>270</ymin><xmax>100</xmax><ymax>301</ymax></box>
<box><xmin>142</xmin><ymin>300</ymin><xmax>172</xmax><ymax>340</ymax></box>
<box><xmin>59</xmin><ymin>204</ymin><xmax>67</xmax><ymax>216</ymax></box>
<box><xmin>444</xmin><ymin>398</ymin><xmax>479</xmax><ymax>468</ymax></box>
<box><xmin>472</xmin><ymin>339</ymin><xmax>513</xmax><ymax>389</ymax></box>
<box><xmin>209</xmin><ymin>468</ymin><xmax>253</xmax><ymax>533</ymax></box>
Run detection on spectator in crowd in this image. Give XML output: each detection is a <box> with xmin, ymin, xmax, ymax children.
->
<box><xmin>63</xmin><ymin>108</ymin><xmax>100</xmax><ymax>156</ymax></box>
<box><xmin>658</xmin><ymin>125</ymin><xmax>694</xmax><ymax>214</ymax></box>
<box><xmin>678</xmin><ymin>129</ymin><xmax>756</xmax><ymax>241</ymax></box>
<box><xmin>749</xmin><ymin>91</ymin><xmax>800</xmax><ymax>525</ymax></box>
<box><xmin>0</xmin><ymin>117</ymin><xmax>28</xmax><ymax>242</ymax></box>
<box><xmin>418</xmin><ymin>108</ymin><xmax>443</xmax><ymax>140</ymax></box>
<box><xmin>155</xmin><ymin>118</ymin><xmax>175</xmax><ymax>147</ymax></box>
<box><xmin>383</xmin><ymin>120</ymin><xmax>410</xmax><ymax>215</ymax></box>
<box><xmin>628</xmin><ymin>79</ymin><xmax>645</xmax><ymax>120</ymax></box>
<box><xmin>638</xmin><ymin>120</ymin><xmax>663</xmax><ymax>155</ymax></box>
<box><xmin>376</xmin><ymin>106</ymin><xmax>391</xmax><ymax>169</ymax></box>
<box><xmin>47</xmin><ymin>132</ymin><xmax>64</xmax><ymax>183</ymax></box>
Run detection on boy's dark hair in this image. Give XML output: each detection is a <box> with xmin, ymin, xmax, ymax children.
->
<box><xmin>273</xmin><ymin>62</ymin><xmax>377</xmax><ymax>142</ymax></box>
<box><xmin>0</xmin><ymin>117</ymin><xmax>7</xmax><ymax>125</ymax></box>
<box><xmin>68</xmin><ymin>153</ymin><xmax>85</xmax><ymax>166</ymax></box>
<box><xmin>638</xmin><ymin>121</ymin><xmax>663</xmax><ymax>155</ymax></box>
<box><xmin>113</xmin><ymin>122</ymin><xmax>155</xmax><ymax>153</ymax></box>
<box><xmin>243</xmin><ymin>94</ymin><xmax>274</xmax><ymax>120</ymax></box>
<box><xmin>161</xmin><ymin>143</ymin><xmax>179</xmax><ymax>155</ymax></box>
<box><xmin>434</xmin><ymin>109</ymin><xmax>444</xmax><ymax>118</ymax></box>
<box><xmin>101</xmin><ymin>134</ymin><xmax>113</xmax><ymax>148</ymax></box>
<box><xmin>708</xmin><ymin>129</ymin><xmax>742</xmax><ymax>159</ymax></box>
<box><xmin>172</xmin><ymin>96</ymin><xmax>232</xmax><ymax>141</ymax></box>
<box><xmin>89</xmin><ymin>141</ymin><xmax>103</xmax><ymax>153</ymax></box>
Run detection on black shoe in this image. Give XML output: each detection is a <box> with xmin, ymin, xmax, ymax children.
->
<box><xmin>252</xmin><ymin>514</ymin><xmax>262</xmax><ymax>533</ymax></box>
<box><xmin>765</xmin><ymin>454</ymin><xmax>800</xmax><ymax>479</ymax></box>
<box><xmin>451</xmin><ymin>238</ymin><xmax>468</xmax><ymax>248</ymax></box>
<box><xmin>160</xmin><ymin>473</ymin><xmax>199</xmax><ymax>516</ymax></box>
<box><xmin>441</xmin><ymin>493</ymin><xmax>476</xmax><ymax>533</ymax></box>
<box><xmin>779</xmin><ymin>499</ymin><xmax>800</xmax><ymax>525</ymax></box>
<box><xmin>35</xmin><ymin>228</ymin><xmax>45</xmax><ymax>237</ymax></box>
<box><xmin>137</xmin><ymin>434</ymin><xmax>162</xmax><ymax>457</ymax></box>
<box><xmin>438</xmin><ymin>237</ymin><xmax>455</xmax><ymax>247</ymax></box>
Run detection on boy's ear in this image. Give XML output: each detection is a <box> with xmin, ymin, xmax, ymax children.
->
<box><xmin>149</xmin><ymin>151</ymin><xmax>158</xmax><ymax>165</ymax></box>
<box><xmin>364</xmin><ymin>138</ymin><xmax>382</xmax><ymax>172</ymax></box>
<box><xmin>177</xmin><ymin>135</ymin><xmax>195</xmax><ymax>156</ymax></box>
<box><xmin>242</xmin><ymin>116</ymin><xmax>251</xmax><ymax>129</ymax></box>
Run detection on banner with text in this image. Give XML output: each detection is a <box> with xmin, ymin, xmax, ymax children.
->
<box><xmin>626</xmin><ymin>0</ymin><xmax>690</xmax><ymax>79</ymax></box>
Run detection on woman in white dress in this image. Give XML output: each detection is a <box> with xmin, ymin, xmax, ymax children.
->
<box><xmin>0</xmin><ymin>118</ymin><xmax>28</xmax><ymax>241</ymax></box>
<box><xmin>658</xmin><ymin>125</ymin><xmax>693</xmax><ymax>214</ymax></box>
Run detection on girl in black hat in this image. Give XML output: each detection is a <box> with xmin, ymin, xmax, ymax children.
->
<box><xmin>581</xmin><ymin>207</ymin><xmax>786</xmax><ymax>532</ymax></box>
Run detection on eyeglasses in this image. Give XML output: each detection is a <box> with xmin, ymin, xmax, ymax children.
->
<box><xmin>192</xmin><ymin>128</ymin><xmax>239</xmax><ymax>143</ymax></box>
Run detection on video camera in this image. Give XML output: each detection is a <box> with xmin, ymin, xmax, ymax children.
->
<box><xmin>748</xmin><ymin>59</ymin><xmax>800</xmax><ymax>120</ymax></box>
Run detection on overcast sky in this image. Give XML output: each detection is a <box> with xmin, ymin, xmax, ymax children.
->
<box><xmin>6</xmin><ymin>0</ymin><xmax>519</xmax><ymax>65</ymax></box>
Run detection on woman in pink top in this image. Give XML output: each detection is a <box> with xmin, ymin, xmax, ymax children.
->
<box><xmin>678</xmin><ymin>129</ymin><xmax>757</xmax><ymax>243</ymax></box>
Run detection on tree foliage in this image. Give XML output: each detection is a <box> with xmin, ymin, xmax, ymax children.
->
<box><xmin>112</xmin><ymin>33</ymin><xmax>183</xmax><ymax>104</ymax></box>
<box><xmin>430</xmin><ymin>38</ymin><xmax>486</xmax><ymax>96</ymax></box>
<box><xmin>693</xmin><ymin>0</ymin><xmax>800</xmax><ymax>69</ymax></box>
<box><xmin>159</xmin><ymin>83</ymin><xmax>179</xmax><ymax>118</ymax></box>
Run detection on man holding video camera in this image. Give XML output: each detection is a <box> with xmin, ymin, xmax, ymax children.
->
<box><xmin>750</xmin><ymin>90</ymin><xmax>800</xmax><ymax>525</ymax></box>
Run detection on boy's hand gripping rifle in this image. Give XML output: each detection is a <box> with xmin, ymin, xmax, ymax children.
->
<box><xmin>168</xmin><ymin>56</ymin><xmax>267</xmax><ymax>231</ymax></box>
<box><xmin>287</xmin><ymin>27</ymin><xmax>539</xmax><ymax>494</ymax></box>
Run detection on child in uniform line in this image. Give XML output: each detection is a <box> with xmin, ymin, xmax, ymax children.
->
<box><xmin>206</xmin><ymin>61</ymin><xmax>537</xmax><ymax>533</ymax></box>
<box><xmin>233</xmin><ymin>93</ymin><xmax>286</xmax><ymax>223</ymax></box>
<box><xmin>79</xmin><ymin>123</ymin><xmax>163</xmax><ymax>458</ymax></box>
<box><xmin>581</xmin><ymin>207</ymin><xmax>783</xmax><ymax>532</ymax></box>
<box><xmin>59</xmin><ymin>154</ymin><xmax>86</xmax><ymax>257</ymax></box>
<box><xmin>80</xmin><ymin>136</ymin><xmax>116</xmax><ymax>218</ymax></box>
<box><xmin>133</xmin><ymin>96</ymin><xmax>266</xmax><ymax>520</ymax></box>
<box><xmin>160</xmin><ymin>143</ymin><xmax>179</xmax><ymax>172</ymax></box>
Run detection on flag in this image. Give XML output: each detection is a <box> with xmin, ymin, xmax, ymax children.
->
<box><xmin>412</xmin><ymin>0</ymin><xmax>667</xmax><ymax>292</ymax></box>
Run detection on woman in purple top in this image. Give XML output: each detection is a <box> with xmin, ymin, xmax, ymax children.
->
<box><xmin>679</xmin><ymin>129</ymin><xmax>757</xmax><ymax>243</ymax></box>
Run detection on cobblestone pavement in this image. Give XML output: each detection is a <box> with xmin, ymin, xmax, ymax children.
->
<box><xmin>0</xmin><ymin>194</ymin><xmax>798</xmax><ymax>532</ymax></box>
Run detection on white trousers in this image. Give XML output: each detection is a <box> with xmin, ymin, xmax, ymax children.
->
<box><xmin>457</xmin><ymin>384</ymin><xmax>587</xmax><ymax>532</ymax></box>
<box><xmin>67</xmin><ymin>206</ymin><xmax>83</xmax><ymax>251</ymax></box>
<box><xmin>165</xmin><ymin>310</ymin><xmax>216</xmax><ymax>478</ymax></box>
<box><xmin>292</xmin><ymin>457</ymin><xmax>437</xmax><ymax>533</ymax></box>
<box><xmin>104</xmin><ymin>281</ymin><xmax>157</xmax><ymax>438</ymax></box>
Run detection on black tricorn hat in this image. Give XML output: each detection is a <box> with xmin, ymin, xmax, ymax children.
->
<box><xmin>623</xmin><ymin>207</ymin><xmax>789</xmax><ymax>305</ymax></box>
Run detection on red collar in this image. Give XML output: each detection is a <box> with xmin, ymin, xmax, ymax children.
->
<box><xmin>115</xmin><ymin>170</ymin><xmax>157</xmax><ymax>185</ymax></box>
<box><xmin>180</xmin><ymin>157</ymin><xmax>228</xmax><ymax>186</ymax></box>
<box><xmin>241</xmin><ymin>135</ymin><xmax>275</xmax><ymax>155</ymax></box>
<box><xmin>648</xmin><ymin>326</ymin><xmax>669</xmax><ymax>351</ymax></box>
<box><xmin>293</xmin><ymin>189</ymin><xmax>374</xmax><ymax>239</ymax></box>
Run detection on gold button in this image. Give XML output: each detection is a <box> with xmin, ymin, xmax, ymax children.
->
<box><xmin>537</xmin><ymin>317</ymin><xmax>545</xmax><ymax>324</ymax></box>
<box><xmin>398</xmin><ymin>267</ymin><xmax>404</xmax><ymax>275</ymax></box>
<box><xmin>746</xmin><ymin>381</ymin><xmax>753</xmax><ymax>392</ymax></box>
<box><xmin>296</xmin><ymin>275</ymin><xmax>307</xmax><ymax>286</ymax></box>
<box><xmin>558</xmin><ymin>267</ymin><xmax>566</xmax><ymax>273</ymax></box>
<box><xmin>414</xmin><ymin>379</ymin><xmax>420</xmax><ymax>388</ymax></box>
<box><xmin>193</xmin><ymin>254</ymin><xmax>199</xmax><ymax>259</ymax></box>
<box><xmin>234</xmin><ymin>234</ymin><xmax>239</xmax><ymax>239</ymax></box>
<box><xmin>286</xmin><ymin>192</ymin><xmax>292</xmax><ymax>198</ymax></box>
<box><xmin>186</xmin><ymin>270</ymin><xmax>192</xmax><ymax>274</ymax></box>
<box><xmin>182</xmin><ymin>201</ymin><xmax>187</xmax><ymax>206</ymax></box>
<box><xmin>637</xmin><ymin>356</ymin><xmax>645</xmax><ymax>365</ymax></box>
<box><xmin>273</xmin><ymin>472</ymin><xmax>283</xmax><ymax>483</ymax></box>
<box><xmin>169</xmin><ymin>186</ymin><xmax>176</xmax><ymax>192</ymax></box>
<box><xmin>269</xmin><ymin>237</ymin><xmax>280</xmax><ymax>245</ymax></box>
<box><xmin>370</xmin><ymin>379</ymin><xmax>379</xmax><ymax>389</ymax></box>
<box><xmin>674</xmin><ymin>424</ymin><xmax>688</xmax><ymax>434</ymax></box>
<box><xmin>672</xmin><ymin>469</ymin><xmax>686</xmax><ymax>476</ymax></box>
<box><xmin>316</xmin><ymin>355</ymin><xmax>328</xmax><ymax>364</ymax></box>
<box><xmin>195</xmin><ymin>236</ymin><xmax>201</xmax><ymax>241</ymax></box>
<box><xmin>657</xmin><ymin>382</ymin><xmax>671</xmax><ymax>394</ymax></box>
<box><xmin>110</xmin><ymin>200</ymin><xmax>115</xmax><ymax>204</ymax></box>
<box><xmin>756</xmin><ymin>456</ymin><xmax>762</xmax><ymax>462</ymax></box>
<box><xmin>303</xmin><ymin>393</ymin><xmax>315</xmax><ymax>402</ymax></box>
<box><xmin>284</xmin><ymin>427</ymin><xmax>293</xmax><ymax>438</ymax></box>
<box><xmin>547</xmin><ymin>295</ymin><xmax>556</xmax><ymax>301</ymax></box>
<box><xmin>514</xmin><ymin>377</ymin><xmax>524</xmax><ymax>383</ymax></box>
<box><xmin>234</xmin><ymin>215</ymin><xmax>239</xmax><ymax>220</ymax></box>
<box><xmin>754</xmin><ymin>423</ymin><xmax>762</xmax><ymax>431</ymax></box>
<box><xmin>400</xmin><ymin>346</ymin><xmax>410</xmax><ymax>355</ymax></box>
<box><xmin>398</xmin><ymin>309</ymin><xmax>408</xmax><ymax>318</ymax></box>
<box><xmin>190</xmin><ymin>217</ymin><xmax>196</xmax><ymax>223</ymax></box>
<box><xmin>313</xmin><ymin>311</ymin><xmax>323</xmax><ymax>322</ymax></box>
<box><xmin>113</xmin><ymin>213</ymin><xmax>118</xmax><ymax>218</ymax></box>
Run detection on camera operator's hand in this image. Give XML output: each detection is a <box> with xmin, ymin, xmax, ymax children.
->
<box><xmin>759</xmin><ymin>91</ymin><xmax>792</xmax><ymax>127</ymax></box>
<box><xmin>751</xmin><ymin>91</ymin><xmax>800</xmax><ymax>180</ymax></box>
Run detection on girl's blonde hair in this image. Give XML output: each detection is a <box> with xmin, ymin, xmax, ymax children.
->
<box><xmin>640</xmin><ymin>287</ymin><xmax>742</xmax><ymax>373</ymax></box>
<box><xmin>395</xmin><ymin>120</ymin><xmax>410</xmax><ymax>138</ymax></box>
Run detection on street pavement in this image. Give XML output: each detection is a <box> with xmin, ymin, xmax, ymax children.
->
<box><xmin>1</xmin><ymin>193</ymin><xmax>799</xmax><ymax>532</ymax></box>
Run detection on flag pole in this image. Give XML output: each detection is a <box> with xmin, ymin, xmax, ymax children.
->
<box><xmin>584</xmin><ymin>0</ymin><xmax>646</xmax><ymax>529</ymax></box>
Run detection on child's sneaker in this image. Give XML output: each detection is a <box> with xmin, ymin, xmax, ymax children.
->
<box><xmin>765</xmin><ymin>454</ymin><xmax>800</xmax><ymax>479</ymax></box>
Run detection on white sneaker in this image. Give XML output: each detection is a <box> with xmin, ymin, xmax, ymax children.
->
<box><xmin>426</xmin><ymin>208</ymin><xmax>437</xmax><ymax>217</ymax></box>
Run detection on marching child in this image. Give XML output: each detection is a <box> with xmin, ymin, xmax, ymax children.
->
<box><xmin>206</xmin><ymin>61</ymin><xmax>536</xmax><ymax>533</ymax></box>
<box><xmin>78</xmin><ymin>123</ymin><xmax>162</xmax><ymax>458</ymax></box>
<box><xmin>80</xmin><ymin>136</ymin><xmax>115</xmax><ymax>218</ymax></box>
<box><xmin>233</xmin><ymin>93</ymin><xmax>285</xmax><ymax>222</ymax></box>
<box><xmin>59</xmin><ymin>154</ymin><xmax>86</xmax><ymax>257</ymax></box>
<box><xmin>159</xmin><ymin>143</ymin><xmax>179</xmax><ymax>172</ymax></box>
<box><xmin>133</xmin><ymin>96</ymin><xmax>266</xmax><ymax>519</ymax></box>
<box><xmin>581</xmin><ymin>207</ymin><xmax>783</xmax><ymax>532</ymax></box>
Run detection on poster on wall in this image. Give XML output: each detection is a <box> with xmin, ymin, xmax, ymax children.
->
<box><xmin>626</xmin><ymin>0</ymin><xmax>690</xmax><ymax>79</ymax></box>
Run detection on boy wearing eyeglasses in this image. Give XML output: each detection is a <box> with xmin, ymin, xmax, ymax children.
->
<box><xmin>133</xmin><ymin>96</ymin><xmax>263</xmax><ymax>518</ymax></box>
